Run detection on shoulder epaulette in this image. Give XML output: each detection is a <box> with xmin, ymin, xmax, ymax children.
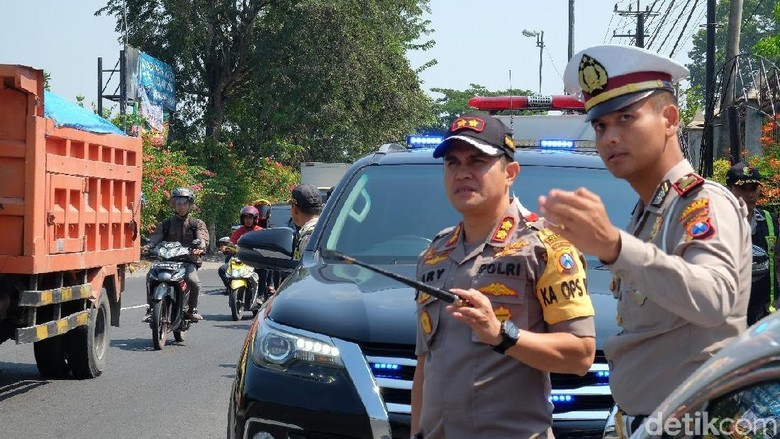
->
<box><xmin>672</xmin><ymin>173</ymin><xmax>705</xmax><ymax>197</ymax></box>
<box><xmin>432</xmin><ymin>224</ymin><xmax>457</xmax><ymax>242</ymax></box>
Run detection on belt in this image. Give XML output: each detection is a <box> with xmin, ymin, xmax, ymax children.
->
<box><xmin>615</xmin><ymin>408</ymin><xmax>648</xmax><ymax>439</ymax></box>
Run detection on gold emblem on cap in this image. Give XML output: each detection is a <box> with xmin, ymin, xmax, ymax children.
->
<box><xmin>578</xmin><ymin>54</ymin><xmax>608</xmax><ymax>95</ymax></box>
<box><xmin>504</xmin><ymin>134</ymin><xmax>515</xmax><ymax>151</ymax></box>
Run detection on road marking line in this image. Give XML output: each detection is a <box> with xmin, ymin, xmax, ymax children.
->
<box><xmin>122</xmin><ymin>304</ymin><xmax>149</xmax><ymax>311</ymax></box>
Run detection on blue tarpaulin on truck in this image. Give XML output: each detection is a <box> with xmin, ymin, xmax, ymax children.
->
<box><xmin>43</xmin><ymin>91</ymin><xmax>126</xmax><ymax>136</ymax></box>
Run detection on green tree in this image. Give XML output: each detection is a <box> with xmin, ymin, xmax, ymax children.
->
<box><xmin>97</xmin><ymin>0</ymin><xmax>273</xmax><ymax>143</ymax></box>
<box><xmin>686</xmin><ymin>0</ymin><xmax>778</xmax><ymax>104</ymax></box>
<box><xmin>228</xmin><ymin>0</ymin><xmax>435</xmax><ymax>163</ymax></box>
<box><xmin>753</xmin><ymin>2</ymin><xmax>780</xmax><ymax>58</ymax></box>
<box><xmin>98</xmin><ymin>0</ymin><xmax>435</xmax><ymax>164</ymax></box>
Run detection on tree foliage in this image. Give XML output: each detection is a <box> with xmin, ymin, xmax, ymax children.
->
<box><xmin>225</xmin><ymin>0</ymin><xmax>435</xmax><ymax>163</ymax></box>
<box><xmin>97</xmin><ymin>0</ymin><xmax>435</xmax><ymax>163</ymax></box>
<box><xmin>753</xmin><ymin>2</ymin><xmax>780</xmax><ymax>58</ymax></box>
<box><xmin>98</xmin><ymin>0</ymin><xmax>436</xmax><ymax>240</ymax></box>
<box><xmin>97</xmin><ymin>0</ymin><xmax>272</xmax><ymax>143</ymax></box>
<box><xmin>686</xmin><ymin>0</ymin><xmax>778</xmax><ymax>103</ymax></box>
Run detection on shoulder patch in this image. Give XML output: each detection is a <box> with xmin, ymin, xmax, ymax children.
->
<box><xmin>672</xmin><ymin>173</ymin><xmax>705</xmax><ymax>197</ymax></box>
<box><xmin>686</xmin><ymin>219</ymin><xmax>716</xmax><ymax>241</ymax></box>
<box><xmin>679</xmin><ymin>198</ymin><xmax>710</xmax><ymax>224</ymax></box>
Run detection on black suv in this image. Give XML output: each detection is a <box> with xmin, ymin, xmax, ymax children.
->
<box><xmin>228</xmin><ymin>143</ymin><xmax>635</xmax><ymax>439</ymax></box>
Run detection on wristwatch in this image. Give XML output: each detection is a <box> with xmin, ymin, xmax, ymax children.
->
<box><xmin>492</xmin><ymin>320</ymin><xmax>520</xmax><ymax>355</ymax></box>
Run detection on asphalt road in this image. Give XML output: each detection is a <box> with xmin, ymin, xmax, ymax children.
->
<box><xmin>0</xmin><ymin>262</ymin><xmax>252</xmax><ymax>439</ymax></box>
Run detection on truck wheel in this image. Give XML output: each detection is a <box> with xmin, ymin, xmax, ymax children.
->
<box><xmin>68</xmin><ymin>288</ymin><xmax>111</xmax><ymax>379</ymax></box>
<box><xmin>33</xmin><ymin>335</ymin><xmax>70</xmax><ymax>378</ymax></box>
<box><xmin>151</xmin><ymin>298</ymin><xmax>169</xmax><ymax>350</ymax></box>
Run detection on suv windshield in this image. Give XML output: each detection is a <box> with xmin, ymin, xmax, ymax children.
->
<box><xmin>322</xmin><ymin>161</ymin><xmax>635</xmax><ymax>265</ymax></box>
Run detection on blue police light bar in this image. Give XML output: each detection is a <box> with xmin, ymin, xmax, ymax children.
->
<box><xmin>539</xmin><ymin>139</ymin><xmax>576</xmax><ymax>149</ymax></box>
<box><xmin>372</xmin><ymin>363</ymin><xmax>401</xmax><ymax>370</ymax></box>
<box><xmin>407</xmin><ymin>135</ymin><xmax>444</xmax><ymax>148</ymax></box>
<box><xmin>370</xmin><ymin>362</ymin><xmax>403</xmax><ymax>380</ymax></box>
<box><xmin>550</xmin><ymin>394</ymin><xmax>575</xmax><ymax>404</ymax></box>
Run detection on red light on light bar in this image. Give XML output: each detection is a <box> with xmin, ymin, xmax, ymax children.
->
<box><xmin>468</xmin><ymin>95</ymin><xmax>585</xmax><ymax>112</ymax></box>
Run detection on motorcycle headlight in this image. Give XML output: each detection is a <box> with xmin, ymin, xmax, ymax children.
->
<box><xmin>252</xmin><ymin>319</ymin><xmax>343</xmax><ymax>369</ymax></box>
<box><xmin>231</xmin><ymin>269</ymin><xmax>243</xmax><ymax>278</ymax></box>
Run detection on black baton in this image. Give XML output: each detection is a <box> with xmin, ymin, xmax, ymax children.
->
<box><xmin>321</xmin><ymin>250</ymin><xmax>471</xmax><ymax>307</ymax></box>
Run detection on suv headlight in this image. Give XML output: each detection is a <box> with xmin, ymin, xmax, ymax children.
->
<box><xmin>252</xmin><ymin>319</ymin><xmax>344</xmax><ymax>369</ymax></box>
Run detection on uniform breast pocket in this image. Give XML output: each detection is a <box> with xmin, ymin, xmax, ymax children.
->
<box><xmin>470</xmin><ymin>276</ymin><xmax>528</xmax><ymax>343</ymax></box>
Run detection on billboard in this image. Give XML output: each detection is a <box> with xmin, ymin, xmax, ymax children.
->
<box><xmin>124</xmin><ymin>47</ymin><xmax>176</xmax><ymax>144</ymax></box>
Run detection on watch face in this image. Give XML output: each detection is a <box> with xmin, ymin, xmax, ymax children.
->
<box><xmin>503</xmin><ymin>320</ymin><xmax>519</xmax><ymax>339</ymax></box>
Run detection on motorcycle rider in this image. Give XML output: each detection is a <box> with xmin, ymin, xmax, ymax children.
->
<box><xmin>218</xmin><ymin>205</ymin><xmax>263</xmax><ymax>292</ymax></box>
<box><xmin>254</xmin><ymin>199</ymin><xmax>273</xmax><ymax>228</ymax></box>
<box><xmin>142</xmin><ymin>187</ymin><xmax>209</xmax><ymax>322</ymax></box>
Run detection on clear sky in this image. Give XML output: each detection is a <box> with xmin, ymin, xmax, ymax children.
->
<box><xmin>1</xmin><ymin>0</ymin><xmax>698</xmax><ymax>110</ymax></box>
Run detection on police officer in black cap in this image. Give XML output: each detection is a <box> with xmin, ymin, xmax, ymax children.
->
<box><xmin>726</xmin><ymin>162</ymin><xmax>780</xmax><ymax>325</ymax></box>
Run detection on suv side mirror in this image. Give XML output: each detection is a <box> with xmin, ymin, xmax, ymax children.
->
<box><xmin>237</xmin><ymin>227</ymin><xmax>299</xmax><ymax>272</ymax></box>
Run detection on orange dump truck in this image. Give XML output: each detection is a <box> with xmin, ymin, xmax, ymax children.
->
<box><xmin>0</xmin><ymin>65</ymin><xmax>142</xmax><ymax>378</ymax></box>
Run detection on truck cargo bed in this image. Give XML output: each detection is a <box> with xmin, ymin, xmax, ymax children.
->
<box><xmin>0</xmin><ymin>64</ymin><xmax>142</xmax><ymax>274</ymax></box>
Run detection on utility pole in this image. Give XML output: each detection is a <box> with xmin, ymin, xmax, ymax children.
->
<box><xmin>703</xmin><ymin>0</ymin><xmax>716</xmax><ymax>176</ymax></box>
<box><xmin>568</xmin><ymin>0</ymin><xmax>575</xmax><ymax>60</ymax></box>
<box><xmin>613</xmin><ymin>1</ymin><xmax>658</xmax><ymax>48</ymax></box>
<box><xmin>720</xmin><ymin>0</ymin><xmax>744</xmax><ymax>163</ymax></box>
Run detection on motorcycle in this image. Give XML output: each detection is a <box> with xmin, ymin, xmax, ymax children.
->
<box><xmin>219</xmin><ymin>237</ymin><xmax>261</xmax><ymax>321</ymax></box>
<box><xmin>145</xmin><ymin>240</ymin><xmax>201</xmax><ymax>350</ymax></box>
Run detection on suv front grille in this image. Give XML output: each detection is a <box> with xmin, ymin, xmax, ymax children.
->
<box><xmin>361</xmin><ymin>343</ymin><xmax>612</xmax><ymax>420</ymax></box>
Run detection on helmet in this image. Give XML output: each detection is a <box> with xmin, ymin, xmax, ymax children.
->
<box><xmin>257</xmin><ymin>204</ymin><xmax>271</xmax><ymax>220</ymax></box>
<box><xmin>171</xmin><ymin>187</ymin><xmax>195</xmax><ymax>204</ymax></box>
<box><xmin>240</xmin><ymin>205</ymin><xmax>259</xmax><ymax>226</ymax></box>
<box><xmin>170</xmin><ymin>187</ymin><xmax>195</xmax><ymax>214</ymax></box>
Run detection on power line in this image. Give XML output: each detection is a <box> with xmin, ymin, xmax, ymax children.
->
<box><xmin>675</xmin><ymin>5</ymin><xmax>707</xmax><ymax>58</ymax></box>
<box><xmin>741</xmin><ymin>0</ymin><xmax>767</xmax><ymax>29</ymax></box>
<box><xmin>544</xmin><ymin>46</ymin><xmax>563</xmax><ymax>81</ymax></box>
<box><xmin>669</xmin><ymin>0</ymin><xmax>701</xmax><ymax>57</ymax></box>
<box><xmin>646</xmin><ymin>0</ymin><xmax>675</xmax><ymax>49</ymax></box>
<box><xmin>655</xmin><ymin>0</ymin><xmax>694</xmax><ymax>53</ymax></box>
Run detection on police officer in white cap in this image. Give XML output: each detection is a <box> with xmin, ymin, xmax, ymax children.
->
<box><xmin>538</xmin><ymin>45</ymin><xmax>752</xmax><ymax>438</ymax></box>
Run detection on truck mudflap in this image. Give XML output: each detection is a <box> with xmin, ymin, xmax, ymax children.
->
<box><xmin>16</xmin><ymin>309</ymin><xmax>90</xmax><ymax>344</ymax></box>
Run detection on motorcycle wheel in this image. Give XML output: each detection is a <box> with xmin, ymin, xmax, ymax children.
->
<box><xmin>229</xmin><ymin>287</ymin><xmax>245</xmax><ymax>321</ymax></box>
<box><xmin>151</xmin><ymin>297</ymin><xmax>170</xmax><ymax>350</ymax></box>
<box><xmin>174</xmin><ymin>330</ymin><xmax>185</xmax><ymax>342</ymax></box>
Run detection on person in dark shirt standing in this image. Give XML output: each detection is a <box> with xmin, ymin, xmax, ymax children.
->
<box><xmin>726</xmin><ymin>162</ymin><xmax>779</xmax><ymax>326</ymax></box>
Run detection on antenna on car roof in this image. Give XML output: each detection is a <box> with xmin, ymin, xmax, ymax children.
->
<box><xmin>508</xmin><ymin>70</ymin><xmax>514</xmax><ymax>127</ymax></box>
